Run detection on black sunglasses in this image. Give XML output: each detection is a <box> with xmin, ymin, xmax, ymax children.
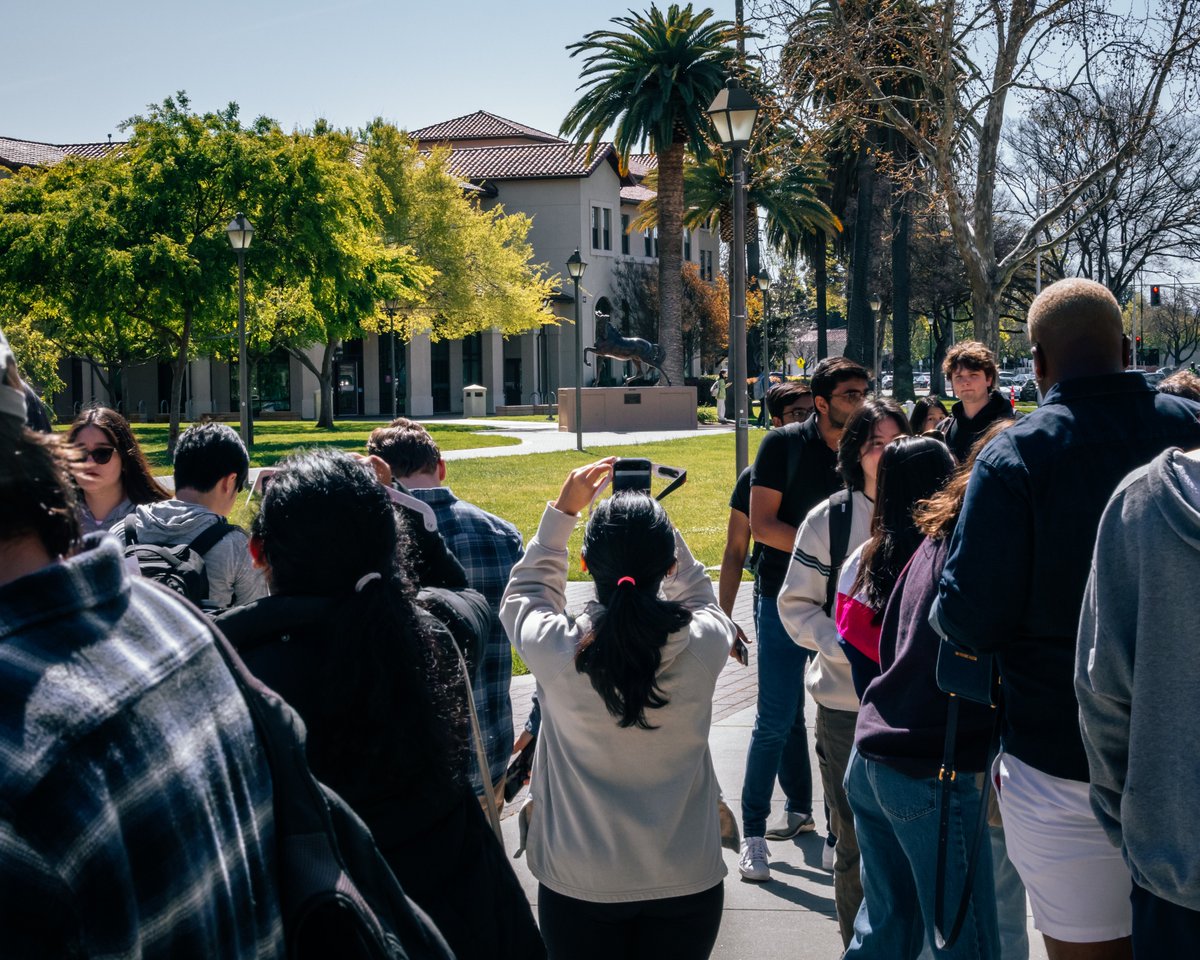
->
<box><xmin>79</xmin><ymin>445</ymin><xmax>117</xmax><ymax>465</ymax></box>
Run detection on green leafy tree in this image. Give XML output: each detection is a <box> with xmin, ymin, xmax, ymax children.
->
<box><xmin>562</xmin><ymin>3</ymin><xmax>738</xmax><ymax>386</ymax></box>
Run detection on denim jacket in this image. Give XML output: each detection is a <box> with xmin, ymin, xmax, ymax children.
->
<box><xmin>933</xmin><ymin>373</ymin><xmax>1200</xmax><ymax>781</ymax></box>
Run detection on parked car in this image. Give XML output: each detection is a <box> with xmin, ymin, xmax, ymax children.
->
<box><xmin>1144</xmin><ymin>371</ymin><xmax>1167</xmax><ymax>386</ymax></box>
<box><xmin>1019</xmin><ymin>379</ymin><xmax>1038</xmax><ymax>402</ymax></box>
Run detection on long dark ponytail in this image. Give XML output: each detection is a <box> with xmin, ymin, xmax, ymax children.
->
<box><xmin>578</xmin><ymin>492</ymin><xmax>692</xmax><ymax>729</ymax></box>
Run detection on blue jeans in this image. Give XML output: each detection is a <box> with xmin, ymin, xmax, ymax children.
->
<box><xmin>740</xmin><ymin>594</ymin><xmax>813</xmax><ymax>836</ymax></box>
<box><xmin>989</xmin><ymin>823</ymin><xmax>1029</xmax><ymax>959</ymax></box>
<box><xmin>844</xmin><ymin>749</ymin><xmax>1000</xmax><ymax>959</ymax></box>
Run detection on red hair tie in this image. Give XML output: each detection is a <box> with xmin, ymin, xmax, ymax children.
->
<box><xmin>617</xmin><ymin>576</ymin><xmax>637</xmax><ymax>588</ymax></box>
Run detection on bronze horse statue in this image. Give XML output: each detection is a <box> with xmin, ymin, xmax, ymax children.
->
<box><xmin>583</xmin><ymin>304</ymin><xmax>671</xmax><ymax>386</ymax></box>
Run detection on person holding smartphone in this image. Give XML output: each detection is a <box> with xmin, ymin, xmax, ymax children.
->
<box><xmin>500</xmin><ymin>458</ymin><xmax>736</xmax><ymax>960</ymax></box>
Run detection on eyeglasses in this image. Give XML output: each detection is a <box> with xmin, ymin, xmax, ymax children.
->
<box><xmin>78</xmin><ymin>446</ymin><xmax>117</xmax><ymax>465</ymax></box>
<box><xmin>830</xmin><ymin>389</ymin><xmax>869</xmax><ymax>403</ymax></box>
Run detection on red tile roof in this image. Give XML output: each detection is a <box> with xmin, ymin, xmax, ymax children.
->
<box><xmin>621</xmin><ymin>184</ymin><xmax>655</xmax><ymax>203</ymax></box>
<box><xmin>0</xmin><ymin>138</ymin><xmax>123</xmax><ymax>169</ymax></box>
<box><xmin>410</xmin><ymin>111</ymin><xmax>564</xmax><ymax>144</ymax></box>
<box><xmin>442</xmin><ymin>142</ymin><xmax>617</xmax><ymax>181</ymax></box>
<box><xmin>628</xmin><ymin>153</ymin><xmax>657</xmax><ymax>176</ymax></box>
<box><xmin>0</xmin><ymin>138</ymin><xmax>67</xmax><ymax>168</ymax></box>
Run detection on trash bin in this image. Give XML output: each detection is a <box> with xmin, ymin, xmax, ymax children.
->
<box><xmin>462</xmin><ymin>384</ymin><xmax>487</xmax><ymax>417</ymax></box>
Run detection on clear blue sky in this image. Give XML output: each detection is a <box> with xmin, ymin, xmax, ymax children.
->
<box><xmin>4</xmin><ymin>1</ymin><xmax>746</xmax><ymax>144</ymax></box>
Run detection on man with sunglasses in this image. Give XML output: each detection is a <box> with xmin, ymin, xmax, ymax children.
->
<box><xmin>112</xmin><ymin>422</ymin><xmax>267</xmax><ymax>611</ymax></box>
<box><xmin>738</xmin><ymin>357</ymin><xmax>869</xmax><ymax>882</ymax></box>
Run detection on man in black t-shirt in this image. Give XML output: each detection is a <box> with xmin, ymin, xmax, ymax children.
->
<box><xmin>737</xmin><ymin>358</ymin><xmax>868</xmax><ymax>877</ymax></box>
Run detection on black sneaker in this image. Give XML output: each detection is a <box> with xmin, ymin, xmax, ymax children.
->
<box><xmin>763</xmin><ymin>811</ymin><xmax>816</xmax><ymax>841</ymax></box>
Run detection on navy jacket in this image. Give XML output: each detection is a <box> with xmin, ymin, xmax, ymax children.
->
<box><xmin>933</xmin><ymin>373</ymin><xmax>1200</xmax><ymax>781</ymax></box>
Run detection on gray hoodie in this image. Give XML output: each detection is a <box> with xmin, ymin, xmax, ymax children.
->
<box><xmin>111</xmin><ymin>500</ymin><xmax>268</xmax><ymax>611</ymax></box>
<box><xmin>1076</xmin><ymin>446</ymin><xmax>1200</xmax><ymax>909</ymax></box>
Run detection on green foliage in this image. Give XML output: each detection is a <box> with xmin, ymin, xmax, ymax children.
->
<box><xmin>561</xmin><ymin>4</ymin><xmax>737</xmax><ymax>161</ymax></box>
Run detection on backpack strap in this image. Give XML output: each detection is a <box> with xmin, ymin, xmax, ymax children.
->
<box><xmin>187</xmin><ymin>520</ymin><xmax>237</xmax><ymax>557</ymax></box>
<box><xmin>824</xmin><ymin>489</ymin><xmax>853</xmax><ymax>617</ymax></box>
<box><xmin>783</xmin><ymin>421</ymin><xmax>803</xmax><ymax>494</ymax></box>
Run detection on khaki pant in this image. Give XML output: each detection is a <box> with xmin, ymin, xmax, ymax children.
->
<box><xmin>815</xmin><ymin>705</ymin><xmax>863</xmax><ymax>947</ymax></box>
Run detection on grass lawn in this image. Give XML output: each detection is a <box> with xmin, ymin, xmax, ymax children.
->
<box><xmin>118</xmin><ymin>421</ymin><xmax>519</xmax><ymax>473</ymax></box>
<box><xmin>445</xmin><ymin>431</ymin><xmax>767</xmax><ymax>581</ymax></box>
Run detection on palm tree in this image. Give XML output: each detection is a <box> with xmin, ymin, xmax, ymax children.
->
<box><xmin>561</xmin><ymin>4</ymin><xmax>737</xmax><ymax>386</ymax></box>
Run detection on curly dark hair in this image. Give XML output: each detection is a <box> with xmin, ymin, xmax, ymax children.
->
<box><xmin>68</xmin><ymin>407</ymin><xmax>170</xmax><ymax>504</ymax></box>
<box><xmin>251</xmin><ymin>448</ymin><xmax>465</xmax><ymax>787</ymax></box>
<box><xmin>1</xmin><ymin>427</ymin><xmax>80</xmax><ymax>558</ymax></box>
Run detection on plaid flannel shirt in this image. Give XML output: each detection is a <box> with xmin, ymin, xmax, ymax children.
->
<box><xmin>0</xmin><ymin>538</ymin><xmax>283</xmax><ymax>959</ymax></box>
<box><xmin>411</xmin><ymin>486</ymin><xmax>523</xmax><ymax>793</ymax></box>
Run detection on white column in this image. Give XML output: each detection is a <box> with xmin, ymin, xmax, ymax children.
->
<box><xmin>482</xmin><ymin>328</ymin><xmax>504</xmax><ymax>413</ymax></box>
<box><xmin>407</xmin><ymin>332</ymin><xmax>433</xmax><ymax>416</ymax></box>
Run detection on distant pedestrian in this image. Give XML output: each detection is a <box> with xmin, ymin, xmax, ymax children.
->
<box><xmin>711</xmin><ymin>370</ymin><xmax>729</xmax><ymax>423</ymax></box>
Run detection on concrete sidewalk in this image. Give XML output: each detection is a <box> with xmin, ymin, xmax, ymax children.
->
<box><xmin>500</xmin><ymin>580</ymin><xmax>1050</xmax><ymax>959</ymax></box>
<box><xmin>439</xmin><ymin>417</ymin><xmax>742</xmax><ymax>461</ymax></box>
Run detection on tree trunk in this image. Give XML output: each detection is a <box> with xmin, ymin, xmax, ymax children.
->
<box><xmin>971</xmin><ymin>285</ymin><xmax>1002</xmax><ymax>356</ymax></box>
<box><xmin>167</xmin><ymin>307</ymin><xmax>192</xmax><ymax>458</ymax></box>
<box><xmin>846</xmin><ymin>142</ymin><xmax>876</xmax><ymax>364</ymax></box>
<box><xmin>317</xmin><ymin>340</ymin><xmax>337</xmax><ymax>430</ymax></box>
<box><xmin>931</xmin><ymin>309</ymin><xmax>953</xmax><ymax>395</ymax></box>
<box><xmin>815</xmin><ymin>237</ymin><xmax>829</xmax><ymax>362</ymax></box>
<box><xmin>657</xmin><ymin>141</ymin><xmax>687</xmax><ymax>386</ymax></box>
<box><xmin>891</xmin><ymin>191</ymin><xmax>913</xmax><ymax>401</ymax></box>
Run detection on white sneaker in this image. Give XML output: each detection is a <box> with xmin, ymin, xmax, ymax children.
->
<box><xmin>822</xmin><ymin>836</ymin><xmax>836</xmax><ymax>872</ymax></box>
<box><xmin>738</xmin><ymin>836</ymin><xmax>771</xmax><ymax>882</ymax></box>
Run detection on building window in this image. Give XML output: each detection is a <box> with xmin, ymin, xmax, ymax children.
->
<box><xmin>684</xmin><ymin>229</ymin><xmax>692</xmax><ymax>262</ymax></box>
<box><xmin>462</xmin><ymin>332</ymin><xmax>483</xmax><ymax>387</ymax></box>
<box><xmin>591</xmin><ymin>205</ymin><xmax>612</xmax><ymax>251</ymax></box>
<box><xmin>644</xmin><ymin>230</ymin><xmax>653</xmax><ymax>257</ymax></box>
<box><xmin>621</xmin><ymin>214</ymin><xmax>630</xmax><ymax>254</ymax></box>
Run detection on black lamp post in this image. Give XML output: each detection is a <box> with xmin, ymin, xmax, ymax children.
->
<box><xmin>566</xmin><ymin>249</ymin><xmax>587</xmax><ymax>452</ymax></box>
<box><xmin>869</xmin><ymin>293</ymin><xmax>882</xmax><ymax>391</ymax></box>
<box><xmin>382</xmin><ymin>298</ymin><xmax>401</xmax><ymax>419</ymax></box>
<box><xmin>757</xmin><ymin>270</ymin><xmax>771</xmax><ymax>426</ymax></box>
<box><xmin>707</xmin><ymin>77</ymin><xmax>761</xmax><ymax>476</ymax></box>
<box><xmin>225</xmin><ymin>212</ymin><xmax>255</xmax><ymax>448</ymax></box>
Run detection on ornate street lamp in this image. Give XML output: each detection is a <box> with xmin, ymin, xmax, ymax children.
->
<box><xmin>566</xmin><ymin>250</ymin><xmax>587</xmax><ymax>452</ymax></box>
<box><xmin>225</xmin><ymin>213</ymin><xmax>255</xmax><ymax>447</ymax></box>
<box><xmin>708</xmin><ymin>77</ymin><xmax>761</xmax><ymax>476</ymax></box>
<box><xmin>382</xmin><ymin>298</ymin><xmax>401</xmax><ymax>420</ymax></box>
<box><xmin>869</xmin><ymin>293</ymin><xmax>883</xmax><ymax>392</ymax></box>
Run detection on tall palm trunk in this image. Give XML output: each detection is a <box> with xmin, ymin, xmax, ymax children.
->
<box><xmin>816</xmin><ymin>237</ymin><xmax>829</xmax><ymax>361</ymax></box>
<box><xmin>891</xmin><ymin>190</ymin><xmax>913</xmax><ymax>401</ymax></box>
<box><xmin>657</xmin><ymin>141</ymin><xmax>687</xmax><ymax>386</ymax></box>
<box><xmin>847</xmin><ymin>142</ymin><xmax>876</xmax><ymax>365</ymax></box>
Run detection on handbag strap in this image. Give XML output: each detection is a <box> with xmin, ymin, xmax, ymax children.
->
<box><xmin>933</xmin><ymin>694</ymin><xmax>1001</xmax><ymax>950</ymax></box>
<box><xmin>449</xmin><ymin>640</ymin><xmax>503</xmax><ymax>843</ymax></box>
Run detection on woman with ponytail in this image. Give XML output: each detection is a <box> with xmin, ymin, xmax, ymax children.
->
<box><xmin>500</xmin><ymin>458</ymin><xmax>737</xmax><ymax>960</ymax></box>
<box><xmin>215</xmin><ymin>448</ymin><xmax>543</xmax><ymax>960</ymax></box>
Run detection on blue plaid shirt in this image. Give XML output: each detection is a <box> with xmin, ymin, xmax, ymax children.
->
<box><xmin>0</xmin><ymin>538</ymin><xmax>284</xmax><ymax>959</ymax></box>
<box><xmin>411</xmin><ymin>486</ymin><xmax>523</xmax><ymax>793</ymax></box>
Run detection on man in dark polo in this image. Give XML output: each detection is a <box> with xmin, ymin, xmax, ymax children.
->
<box><xmin>738</xmin><ymin>357</ymin><xmax>868</xmax><ymax>878</ymax></box>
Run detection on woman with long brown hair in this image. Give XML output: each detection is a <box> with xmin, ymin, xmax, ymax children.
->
<box><xmin>840</xmin><ymin>421</ymin><xmax>1017</xmax><ymax>959</ymax></box>
<box><xmin>67</xmin><ymin>407</ymin><xmax>169</xmax><ymax>535</ymax></box>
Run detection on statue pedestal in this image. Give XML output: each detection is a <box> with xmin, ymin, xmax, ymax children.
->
<box><xmin>557</xmin><ymin>387</ymin><xmax>697</xmax><ymax>433</ymax></box>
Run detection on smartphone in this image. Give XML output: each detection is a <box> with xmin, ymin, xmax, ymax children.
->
<box><xmin>612</xmin><ymin>458</ymin><xmax>652</xmax><ymax>494</ymax></box>
<box><xmin>733</xmin><ymin>636</ymin><xmax>749</xmax><ymax>666</ymax></box>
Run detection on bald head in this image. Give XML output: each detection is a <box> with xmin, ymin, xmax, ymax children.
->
<box><xmin>1028</xmin><ymin>278</ymin><xmax>1127</xmax><ymax>385</ymax></box>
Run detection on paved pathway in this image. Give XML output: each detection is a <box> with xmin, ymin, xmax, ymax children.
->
<box><xmin>501</xmin><ymin>578</ymin><xmax>1050</xmax><ymax>960</ymax></box>
<box><xmin>437</xmin><ymin>416</ymin><xmax>742</xmax><ymax>461</ymax></box>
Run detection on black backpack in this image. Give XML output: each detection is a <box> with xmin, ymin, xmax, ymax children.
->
<box><xmin>123</xmin><ymin>521</ymin><xmax>236</xmax><ymax>606</ymax></box>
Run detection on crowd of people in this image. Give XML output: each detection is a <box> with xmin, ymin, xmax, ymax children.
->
<box><xmin>1</xmin><ymin>274</ymin><xmax>1198</xmax><ymax>960</ymax></box>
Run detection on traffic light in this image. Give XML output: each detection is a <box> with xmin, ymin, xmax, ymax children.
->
<box><xmin>1151</xmin><ymin>285</ymin><xmax>1161</xmax><ymax>306</ymax></box>
<box><xmin>1136</xmin><ymin>335</ymin><xmax>1143</xmax><ymax>348</ymax></box>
